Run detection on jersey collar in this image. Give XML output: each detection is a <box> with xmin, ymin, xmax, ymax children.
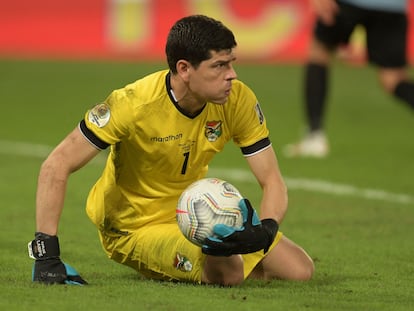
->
<box><xmin>165</xmin><ymin>72</ymin><xmax>205</xmax><ymax>119</ymax></box>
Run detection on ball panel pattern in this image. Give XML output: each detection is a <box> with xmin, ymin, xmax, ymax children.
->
<box><xmin>176</xmin><ymin>178</ymin><xmax>243</xmax><ymax>246</ymax></box>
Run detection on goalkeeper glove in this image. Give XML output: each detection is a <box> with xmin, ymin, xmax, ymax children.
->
<box><xmin>202</xmin><ymin>199</ymin><xmax>279</xmax><ymax>256</ymax></box>
<box><xmin>28</xmin><ymin>232</ymin><xmax>88</xmax><ymax>285</ymax></box>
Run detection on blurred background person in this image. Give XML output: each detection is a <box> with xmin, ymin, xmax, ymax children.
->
<box><xmin>284</xmin><ymin>0</ymin><xmax>414</xmax><ymax>158</ymax></box>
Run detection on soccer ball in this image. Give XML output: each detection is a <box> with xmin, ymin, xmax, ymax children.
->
<box><xmin>176</xmin><ymin>178</ymin><xmax>244</xmax><ymax>246</ymax></box>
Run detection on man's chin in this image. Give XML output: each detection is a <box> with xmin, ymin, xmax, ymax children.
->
<box><xmin>210</xmin><ymin>98</ymin><xmax>228</xmax><ymax>105</ymax></box>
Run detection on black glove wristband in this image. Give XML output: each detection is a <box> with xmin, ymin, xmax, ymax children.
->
<box><xmin>28</xmin><ymin>232</ymin><xmax>60</xmax><ymax>260</ymax></box>
<box><xmin>261</xmin><ymin>219</ymin><xmax>279</xmax><ymax>253</ymax></box>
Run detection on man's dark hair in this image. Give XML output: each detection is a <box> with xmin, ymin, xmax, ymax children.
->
<box><xmin>166</xmin><ymin>15</ymin><xmax>237</xmax><ymax>73</ymax></box>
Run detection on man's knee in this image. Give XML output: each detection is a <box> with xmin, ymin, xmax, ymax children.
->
<box><xmin>290</xmin><ymin>257</ymin><xmax>314</xmax><ymax>281</ymax></box>
<box><xmin>257</xmin><ymin>236</ymin><xmax>315</xmax><ymax>281</ymax></box>
<box><xmin>202</xmin><ymin>255</ymin><xmax>244</xmax><ymax>286</ymax></box>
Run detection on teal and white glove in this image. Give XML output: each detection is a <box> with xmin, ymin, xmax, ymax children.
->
<box><xmin>28</xmin><ymin>232</ymin><xmax>87</xmax><ymax>285</ymax></box>
<box><xmin>202</xmin><ymin>199</ymin><xmax>279</xmax><ymax>256</ymax></box>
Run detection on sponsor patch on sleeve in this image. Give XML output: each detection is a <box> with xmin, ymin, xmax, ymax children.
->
<box><xmin>88</xmin><ymin>103</ymin><xmax>111</xmax><ymax>128</ymax></box>
<box><xmin>254</xmin><ymin>102</ymin><xmax>265</xmax><ymax>124</ymax></box>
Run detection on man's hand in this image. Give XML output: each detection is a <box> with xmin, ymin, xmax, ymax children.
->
<box><xmin>202</xmin><ymin>199</ymin><xmax>279</xmax><ymax>256</ymax></box>
<box><xmin>28</xmin><ymin>232</ymin><xmax>87</xmax><ymax>285</ymax></box>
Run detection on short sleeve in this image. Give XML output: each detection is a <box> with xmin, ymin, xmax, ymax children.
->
<box><xmin>81</xmin><ymin>88</ymin><xmax>136</xmax><ymax>148</ymax></box>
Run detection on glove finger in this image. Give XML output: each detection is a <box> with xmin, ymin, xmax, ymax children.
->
<box><xmin>63</xmin><ymin>263</ymin><xmax>80</xmax><ymax>276</ymax></box>
<box><xmin>239</xmin><ymin>199</ymin><xmax>261</xmax><ymax>226</ymax></box>
<box><xmin>251</xmin><ymin>209</ymin><xmax>261</xmax><ymax>226</ymax></box>
<box><xmin>66</xmin><ymin>275</ymin><xmax>88</xmax><ymax>285</ymax></box>
<box><xmin>204</xmin><ymin>235</ymin><xmax>238</xmax><ymax>249</ymax></box>
<box><xmin>64</xmin><ymin>263</ymin><xmax>88</xmax><ymax>285</ymax></box>
<box><xmin>203</xmin><ymin>236</ymin><xmax>233</xmax><ymax>250</ymax></box>
<box><xmin>31</xmin><ymin>263</ymin><xmax>35</xmax><ymax>281</ymax></box>
<box><xmin>201</xmin><ymin>245</ymin><xmax>232</xmax><ymax>257</ymax></box>
<box><xmin>213</xmin><ymin>224</ymin><xmax>236</xmax><ymax>238</ymax></box>
<box><xmin>203</xmin><ymin>236</ymin><xmax>223</xmax><ymax>246</ymax></box>
<box><xmin>238</xmin><ymin>199</ymin><xmax>249</xmax><ymax>223</ymax></box>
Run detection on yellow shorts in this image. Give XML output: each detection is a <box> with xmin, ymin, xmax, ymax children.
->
<box><xmin>99</xmin><ymin>224</ymin><xmax>283</xmax><ymax>283</ymax></box>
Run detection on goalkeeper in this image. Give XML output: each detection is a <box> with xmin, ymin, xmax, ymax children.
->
<box><xmin>28</xmin><ymin>15</ymin><xmax>314</xmax><ymax>286</ymax></box>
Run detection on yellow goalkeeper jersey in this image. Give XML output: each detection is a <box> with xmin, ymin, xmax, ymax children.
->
<box><xmin>80</xmin><ymin>70</ymin><xmax>270</xmax><ymax>234</ymax></box>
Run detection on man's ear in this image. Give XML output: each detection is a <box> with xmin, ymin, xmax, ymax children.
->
<box><xmin>176</xmin><ymin>60</ymin><xmax>191</xmax><ymax>82</ymax></box>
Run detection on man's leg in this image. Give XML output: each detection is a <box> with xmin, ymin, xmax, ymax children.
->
<box><xmin>284</xmin><ymin>39</ymin><xmax>331</xmax><ymax>158</ymax></box>
<box><xmin>378</xmin><ymin>67</ymin><xmax>414</xmax><ymax>110</ymax></box>
<box><xmin>202</xmin><ymin>255</ymin><xmax>244</xmax><ymax>286</ymax></box>
<box><xmin>249</xmin><ymin>235</ymin><xmax>314</xmax><ymax>281</ymax></box>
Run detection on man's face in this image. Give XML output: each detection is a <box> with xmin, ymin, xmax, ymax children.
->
<box><xmin>188</xmin><ymin>49</ymin><xmax>238</xmax><ymax>104</ymax></box>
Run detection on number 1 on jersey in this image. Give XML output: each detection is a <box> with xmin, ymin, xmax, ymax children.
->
<box><xmin>181</xmin><ymin>151</ymin><xmax>190</xmax><ymax>174</ymax></box>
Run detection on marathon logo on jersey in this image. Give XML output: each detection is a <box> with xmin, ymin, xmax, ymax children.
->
<box><xmin>255</xmin><ymin>102</ymin><xmax>265</xmax><ymax>125</ymax></box>
<box><xmin>174</xmin><ymin>253</ymin><xmax>193</xmax><ymax>272</ymax></box>
<box><xmin>205</xmin><ymin>120</ymin><xmax>222</xmax><ymax>142</ymax></box>
<box><xmin>88</xmin><ymin>103</ymin><xmax>111</xmax><ymax>128</ymax></box>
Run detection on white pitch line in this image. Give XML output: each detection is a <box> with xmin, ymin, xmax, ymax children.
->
<box><xmin>208</xmin><ymin>168</ymin><xmax>413</xmax><ymax>205</ymax></box>
<box><xmin>1</xmin><ymin>139</ymin><xmax>413</xmax><ymax>205</ymax></box>
<box><xmin>0</xmin><ymin>140</ymin><xmax>53</xmax><ymax>158</ymax></box>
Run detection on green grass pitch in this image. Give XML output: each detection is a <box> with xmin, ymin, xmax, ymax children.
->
<box><xmin>0</xmin><ymin>58</ymin><xmax>413</xmax><ymax>311</ymax></box>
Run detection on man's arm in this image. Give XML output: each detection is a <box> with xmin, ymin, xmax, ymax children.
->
<box><xmin>201</xmin><ymin>146</ymin><xmax>285</xmax><ymax>256</ymax></box>
<box><xmin>29</xmin><ymin>126</ymin><xmax>100</xmax><ymax>284</ymax></box>
<box><xmin>245</xmin><ymin>146</ymin><xmax>288</xmax><ymax>224</ymax></box>
<box><xmin>36</xmin><ymin>126</ymin><xmax>100</xmax><ymax>235</ymax></box>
